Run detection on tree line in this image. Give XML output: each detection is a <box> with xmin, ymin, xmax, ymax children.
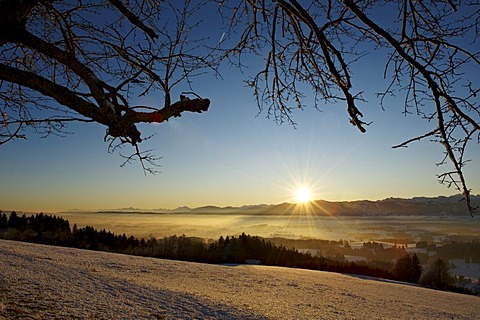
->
<box><xmin>0</xmin><ymin>211</ymin><xmax>475</xmax><ymax>294</ymax></box>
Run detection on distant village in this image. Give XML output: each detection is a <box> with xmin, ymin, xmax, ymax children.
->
<box><xmin>270</xmin><ymin>237</ymin><xmax>480</xmax><ymax>293</ymax></box>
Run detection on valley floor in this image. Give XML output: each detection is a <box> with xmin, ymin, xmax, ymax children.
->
<box><xmin>0</xmin><ymin>239</ymin><xmax>478</xmax><ymax>319</ymax></box>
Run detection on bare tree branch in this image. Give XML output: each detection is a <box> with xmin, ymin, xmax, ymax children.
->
<box><xmin>0</xmin><ymin>0</ymin><xmax>478</xmax><ymax>214</ymax></box>
<box><xmin>107</xmin><ymin>0</ymin><xmax>158</xmax><ymax>40</ymax></box>
<box><xmin>392</xmin><ymin>128</ymin><xmax>441</xmax><ymax>149</ymax></box>
<box><xmin>0</xmin><ymin>0</ymin><xmax>214</xmax><ymax>173</ymax></box>
<box><xmin>218</xmin><ymin>0</ymin><xmax>478</xmax><ymax>215</ymax></box>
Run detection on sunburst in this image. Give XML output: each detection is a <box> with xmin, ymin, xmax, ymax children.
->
<box><xmin>295</xmin><ymin>187</ymin><xmax>312</xmax><ymax>203</ymax></box>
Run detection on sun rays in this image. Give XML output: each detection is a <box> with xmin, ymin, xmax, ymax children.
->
<box><xmin>220</xmin><ymin>134</ymin><xmax>343</xmax><ymax>239</ymax></box>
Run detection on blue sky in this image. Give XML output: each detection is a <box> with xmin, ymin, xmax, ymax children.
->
<box><xmin>1</xmin><ymin>2</ymin><xmax>479</xmax><ymax>212</ymax></box>
<box><xmin>2</xmin><ymin>64</ymin><xmax>477</xmax><ymax>212</ymax></box>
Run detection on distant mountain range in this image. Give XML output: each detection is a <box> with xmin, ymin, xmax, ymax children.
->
<box><xmin>98</xmin><ymin>194</ymin><xmax>479</xmax><ymax>216</ymax></box>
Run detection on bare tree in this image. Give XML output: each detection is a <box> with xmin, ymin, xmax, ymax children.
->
<box><xmin>0</xmin><ymin>0</ymin><xmax>214</xmax><ymax>173</ymax></box>
<box><xmin>0</xmin><ymin>0</ymin><xmax>478</xmax><ymax>214</ymax></box>
<box><xmin>218</xmin><ymin>0</ymin><xmax>479</xmax><ymax>215</ymax></box>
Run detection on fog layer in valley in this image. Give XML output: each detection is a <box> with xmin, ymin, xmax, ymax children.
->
<box><xmin>1</xmin><ymin>240</ymin><xmax>479</xmax><ymax>319</ymax></box>
<box><xmin>57</xmin><ymin>212</ymin><xmax>480</xmax><ymax>242</ymax></box>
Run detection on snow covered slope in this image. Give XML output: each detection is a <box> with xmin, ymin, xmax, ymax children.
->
<box><xmin>1</xmin><ymin>240</ymin><xmax>478</xmax><ymax>319</ymax></box>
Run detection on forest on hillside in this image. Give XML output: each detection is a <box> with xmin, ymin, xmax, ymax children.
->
<box><xmin>0</xmin><ymin>211</ymin><xmax>477</xmax><ymax>295</ymax></box>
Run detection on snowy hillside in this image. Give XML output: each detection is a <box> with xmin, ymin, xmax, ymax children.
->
<box><xmin>1</xmin><ymin>240</ymin><xmax>479</xmax><ymax>319</ymax></box>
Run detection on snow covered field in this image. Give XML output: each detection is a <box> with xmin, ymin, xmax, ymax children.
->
<box><xmin>1</xmin><ymin>240</ymin><xmax>479</xmax><ymax>319</ymax></box>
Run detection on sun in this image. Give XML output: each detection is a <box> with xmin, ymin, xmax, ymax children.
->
<box><xmin>295</xmin><ymin>187</ymin><xmax>312</xmax><ymax>203</ymax></box>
